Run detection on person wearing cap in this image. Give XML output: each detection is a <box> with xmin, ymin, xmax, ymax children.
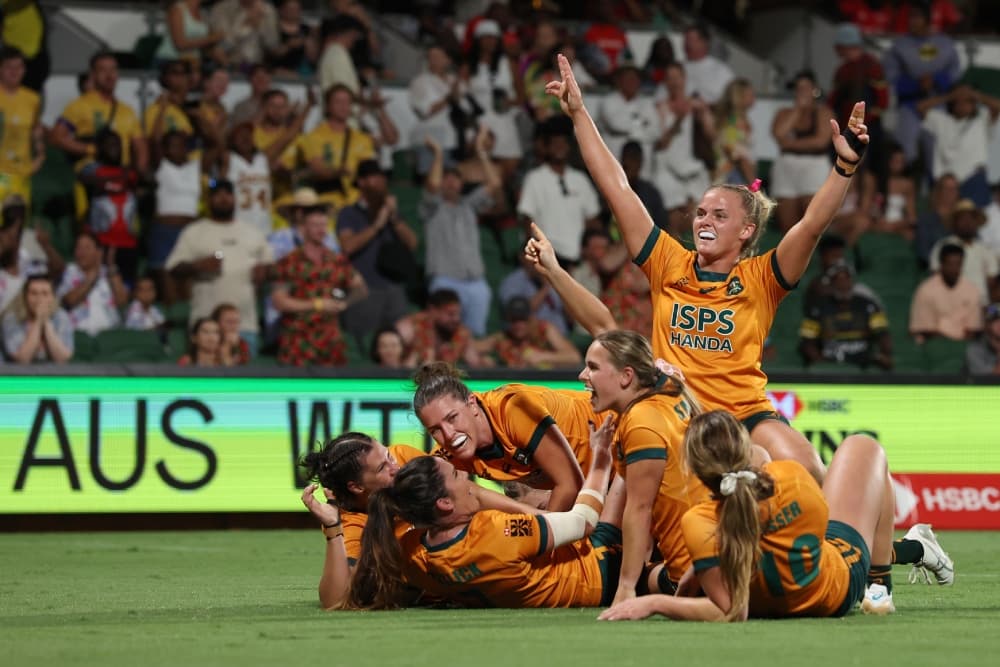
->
<box><xmin>966</xmin><ymin>304</ymin><xmax>1000</xmax><ymax>375</ymax></box>
<box><xmin>910</xmin><ymin>243</ymin><xmax>983</xmax><ymax>343</ymax></box>
<box><xmin>680</xmin><ymin>22</ymin><xmax>733</xmax><ymax>106</ymax></box>
<box><xmin>465</xmin><ymin>18</ymin><xmax>517</xmax><ymax>116</ymax></box>
<box><xmin>597</xmin><ymin>59</ymin><xmax>659</xmax><ymax>175</ymax></box>
<box><xmin>295</xmin><ymin>83</ymin><xmax>376</xmax><ymax>209</ymax></box>
<box><xmin>0</xmin><ymin>47</ymin><xmax>44</xmax><ymax>208</ymax></box>
<box><xmin>336</xmin><ymin>158</ymin><xmax>416</xmax><ymax>347</ymax></box>
<box><xmin>421</xmin><ymin>128</ymin><xmax>498</xmax><ymax>338</ymax></box>
<box><xmin>929</xmin><ymin>199</ymin><xmax>999</xmax><ymax>305</ymax></box>
<box><xmin>476</xmin><ymin>295</ymin><xmax>580</xmax><ymax>369</ymax></box>
<box><xmin>799</xmin><ymin>260</ymin><xmax>892</xmax><ymax>370</ymax></box>
<box><xmin>166</xmin><ymin>177</ymin><xmax>273</xmax><ymax>354</ymax></box>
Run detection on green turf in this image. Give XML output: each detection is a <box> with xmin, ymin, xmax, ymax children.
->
<box><xmin>1</xmin><ymin>530</ymin><xmax>998</xmax><ymax>666</ymax></box>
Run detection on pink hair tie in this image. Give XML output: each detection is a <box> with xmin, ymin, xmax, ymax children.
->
<box><xmin>748</xmin><ymin>178</ymin><xmax>762</xmax><ymax>193</ymax></box>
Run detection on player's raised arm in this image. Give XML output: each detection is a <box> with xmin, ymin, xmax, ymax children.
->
<box><xmin>547</xmin><ymin>54</ymin><xmax>654</xmax><ymax>259</ymax></box>
<box><xmin>775</xmin><ymin>102</ymin><xmax>869</xmax><ymax>285</ymax></box>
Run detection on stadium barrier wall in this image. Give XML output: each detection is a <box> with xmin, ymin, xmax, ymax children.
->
<box><xmin>1</xmin><ymin>367</ymin><xmax>998</xmax><ymax>529</ymax></box>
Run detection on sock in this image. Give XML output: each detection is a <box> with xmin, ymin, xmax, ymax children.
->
<box><xmin>868</xmin><ymin>564</ymin><xmax>893</xmax><ymax>593</ymax></box>
<box><xmin>891</xmin><ymin>538</ymin><xmax>924</xmax><ymax>564</ymax></box>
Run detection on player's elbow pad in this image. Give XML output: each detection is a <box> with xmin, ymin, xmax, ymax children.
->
<box><xmin>545</xmin><ymin>489</ymin><xmax>604</xmax><ymax>549</ymax></box>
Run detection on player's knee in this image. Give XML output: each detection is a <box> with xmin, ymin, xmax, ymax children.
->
<box><xmin>838</xmin><ymin>434</ymin><xmax>886</xmax><ymax>472</ymax></box>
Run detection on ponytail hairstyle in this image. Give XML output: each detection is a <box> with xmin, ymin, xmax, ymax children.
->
<box><xmin>345</xmin><ymin>456</ymin><xmax>449</xmax><ymax>609</ymax></box>
<box><xmin>683</xmin><ymin>410</ymin><xmax>774</xmax><ymax>621</ymax></box>
<box><xmin>594</xmin><ymin>330</ymin><xmax>702</xmax><ymax>418</ymax></box>
<box><xmin>412</xmin><ymin>361</ymin><xmax>472</xmax><ymax>415</ymax></box>
<box><xmin>298</xmin><ymin>432</ymin><xmax>376</xmax><ymax>512</ymax></box>
<box><xmin>710</xmin><ymin>182</ymin><xmax>777</xmax><ymax>259</ymax></box>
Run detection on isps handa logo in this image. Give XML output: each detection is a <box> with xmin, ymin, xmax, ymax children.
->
<box><xmin>766</xmin><ymin>391</ymin><xmax>803</xmax><ymax>421</ymax></box>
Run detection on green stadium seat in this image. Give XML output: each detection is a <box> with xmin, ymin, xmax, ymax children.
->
<box><xmin>164</xmin><ymin>327</ymin><xmax>188</xmax><ymax>361</ymax></box>
<box><xmin>93</xmin><ymin>329</ymin><xmax>167</xmax><ymax>363</ymax></box>
<box><xmin>165</xmin><ymin>301</ymin><xmax>191</xmax><ymax>327</ymax></box>
<box><xmin>919</xmin><ymin>338</ymin><xmax>967</xmax><ymax>374</ymax></box>
<box><xmin>72</xmin><ymin>331</ymin><xmax>97</xmax><ymax>362</ymax></box>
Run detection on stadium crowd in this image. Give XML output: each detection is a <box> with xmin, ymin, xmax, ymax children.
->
<box><xmin>0</xmin><ymin>0</ymin><xmax>998</xmax><ymax>375</ymax></box>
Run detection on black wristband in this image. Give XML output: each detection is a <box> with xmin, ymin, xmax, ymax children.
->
<box><xmin>841</xmin><ymin>127</ymin><xmax>867</xmax><ymax>158</ymax></box>
<box><xmin>834</xmin><ymin>163</ymin><xmax>852</xmax><ymax>178</ymax></box>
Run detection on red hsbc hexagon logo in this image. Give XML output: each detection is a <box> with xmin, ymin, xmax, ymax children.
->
<box><xmin>766</xmin><ymin>391</ymin><xmax>803</xmax><ymax>421</ymax></box>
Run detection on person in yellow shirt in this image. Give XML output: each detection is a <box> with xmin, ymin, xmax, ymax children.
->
<box><xmin>0</xmin><ymin>0</ymin><xmax>48</xmax><ymax>92</ymax></box>
<box><xmin>414</xmin><ymin>361</ymin><xmax>609</xmax><ymax>512</ymax></box>
<box><xmin>254</xmin><ymin>87</ymin><xmax>314</xmax><ymax>220</ymax></box>
<box><xmin>143</xmin><ymin>60</ymin><xmax>195</xmax><ymax>140</ymax></box>
<box><xmin>295</xmin><ymin>83</ymin><xmax>374</xmax><ymax>209</ymax></box>
<box><xmin>578</xmin><ymin>329</ymin><xmax>710</xmax><ymax>605</ymax></box>
<box><xmin>50</xmin><ymin>51</ymin><xmax>148</xmax><ymax>219</ymax></box>
<box><xmin>346</xmin><ymin>418</ymin><xmax>625</xmax><ymax>609</ymax></box>
<box><xmin>298</xmin><ymin>431</ymin><xmax>547</xmax><ymax>610</ymax></box>
<box><xmin>599</xmin><ymin>410</ymin><xmax>954</xmax><ymax>622</ymax></box>
<box><xmin>543</xmin><ymin>53</ymin><xmax>877</xmax><ymax>484</ymax></box>
<box><xmin>0</xmin><ymin>47</ymin><xmax>44</xmax><ymax>207</ymax></box>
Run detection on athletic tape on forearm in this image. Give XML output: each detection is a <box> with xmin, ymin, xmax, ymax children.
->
<box><xmin>545</xmin><ymin>490</ymin><xmax>604</xmax><ymax>549</ymax></box>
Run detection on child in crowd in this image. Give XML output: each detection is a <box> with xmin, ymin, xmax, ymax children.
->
<box><xmin>212</xmin><ymin>302</ymin><xmax>249</xmax><ymax>365</ymax></box>
<box><xmin>124</xmin><ymin>275</ymin><xmax>166</xmax><ymax>331</ymax></box>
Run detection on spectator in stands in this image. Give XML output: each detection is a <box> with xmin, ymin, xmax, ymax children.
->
<box><xmin>395</xmin><ymin>288</ymin><xmax>488</xmax><ymax>368</ymax></box>
<box><xmin>620</xmin><ymin>141</ymin><xmax>668</xmax><ymax>233</ymax></box>
<box><xmin>369</xmin><ymin>325</ymin><xmax>410</xmax><ymax>369</ymax></box>
<box><xmin>124</xmin><ymin>276</ymin><xmax>166</xmax><ymax>332</ymax></box>
<box><xmin>870</xmin><ymin>142</ymin><xmax>917</xmax><ymax>240</ymax></box>
<box><xmin>517</xmin><ymin>117</ymin><xmax>601</xmax><ymax>266</ymax></box>
<box><xmin>930</xmin><ymin>199</ymin><xmax>1000</xmax><ymax>305</ymax></box>
<box><xmin>803</xmin><ymin>234</ymin><xmax>883</xmax><ymax>313</ymax></box>
<box><xmin>209</xmin><ymin>0</ymin><xmax>280</xmax><ymax>69</ymax></box>
<box><xmin>571</xmin><ymin>228</ymin><xmax>612</xmax><ymax>299</ymax></box>
<box><xmin>642</xmin><ymin>35</ymin><xmax>676</xmax><ymax>88</ymax></box>
<box><xmin>317</xmin><ymin>14</ymin><xmax>365</xmax><ymax>97</ymax></box>
<box><xmin>156</xmin><ymin>0</ymin><xmax>224</xmax><ymax>68</ymax></box>
<box><xmin>0</xmin><ymin>0</ymin><xmax>48</xmax><ymax>93</ymax></box>
<box><xmin>144</xmin><ymin>60</ymin><xmax>195</xmax><ymax>144</ymax></box>
<box><xmin>800</xmin><ymin>261</ymin><xmax>892</xmax><ymax>370</ymax></box>
<box><xmin>2</xmin><ymin>275</ymin><xmax>73</xmax><ymax>364</ymax></box>
<box><xmin>883</xmin><ymin>3</ymin><xmax>961</xmax><ymax>165</ymax></box>
<box><xmin>599</xmin><ymin>247</ymin><xmax>654</xmax><ymax>342</ymax></box>
<box><xmin>651</xmin><ymin>62</ymin><xmax>712</xmax><ymax>236</ymax></box>
<box><xmin>966</xmin><ymin>304</ymin><xmax>1000</xmax><ymax>375</ymax></box>
<box><xmin>220</xmin><ymin>122</ymin><xmax>275</xmax><ymax>237</ymax></box>
<box><xmin>581</xmin><ymin>4</ymin><xmax>630</xmax><ymax>79</ymax></box>
<box><xmin>466</xmin><ymin>19</ymin><xmax>518</xmax><ymax>116</ymax></box>
<box><xmin>0</xmin><ymin>205</ymin><xmax>27</xmax><ymax>315</ymax></box>
<box><xmin>915</xmin><ymin>173</ymin><xmax>959</xmax><ymax>268</ymax></box>
<box><xmin>892</xmin><ymin>0</ymin><xmax>963</xmax><ymax>34</ymax></box>
<box><xmin>0</xmin><ymin>195</ymin><xmax>63</xmax><ymax>284</ymax></box>
<box><xmin>598</xmin><ymin>61</ymin><xmax>659</xmax><ymax>174</ymax></box>
<box><xmin>77</xmin><ymin>129</ymin><xmax>142</xmax><ymax>285</ymax></box>
<box><xmin>771</xmin><ymin>71</ymin><xmax>835</xmax><ymax>234</ymax></box>
<box><xmin>421</xmin><ymin>130</ymin><xmax>499</xmax><ymax>338</ymax></box>
<box><xmin>230</xmin><ymin>64</ymin><xmax>272</xmax><ymax>127</ymax></box>
<box><xmin>837</xmin><ymin>0</ymin><xmax>894</xmax><ymax>34</ymax></box>
<box><xmin>166</xmin><ymin>178</ymin><xmax>273</xmax><ymax>354</ymax></box>
<box><xmin>329</xmin><ymin>0</ymin><xmax>382</xmax><ymax>73</ymax></box>
<box><xmin>829</xmin><ymin>23</ymin><xmax>888</xmax><ymax>157</ymax></box>
<box><xmin>358</xmin><ymin>82</ymin><xmax>401</xmax><ymax>174</ymax></box>
<box><xmin>56</xmin><ymin>232</ymin><xmax>128</xmax><ymax>336</ymax></box>
<box><xmin>918</xmin><ymin>84</ymin><xmax>1000</xmax><ymax>207</ymax></box>
<box><xmin>713</xmin><ymin>78</ymin><xmax>755</xmax><ymax>184</ymax></box>
<box><xmin>476</xmin><ymin>295</ymin><xmax>581</xmax><ymax>369</ymax></box>
<box><xmin>268</xmin><ymin>188</ymin><xmax>340</xmax><ymax>262</ymax></box>
<box><xmin>297</xmin><ymin>84</ymin><xmax>375</xmax><ymax>209</ymax></box>
<box><xmin>520</xmin><ymin>21</ymin><xmax>562</xmax><ymax>121</ymax></box>
<box><xmin>197</xmin><ymin>67</ymin><xmax>230</xmax><ymax>143</ymax></box>
<box><xmin>150</xmin><ymin>130</ymin><xmax>202</xmax><ymax>305</ymax></box>
<box><xmin>910</xmin><ymin>243</ymin><xmax>983</xmax><ymax>343</ymax></box>
<box><xmin>980</xmin><ymin>183</ymin><xmax>1000</xmax><ymax>263</ymax></box>
<box><xmin>212</xmin><ymin>302</ymin><xmax>250</xmax><ymax>366</ymax></box>
<box><xmin>272</xmin><ymin>205</ymin><xmax>366</xmax><ymax>367</ymax></box>
<box><xmin>50</xmin><ymin>51</ymin><xmax>148</xmax><ymax>186</ymax></box>
<box><xmin>681</xmin><ymin>23</ymin><xmax>733</xmax><ymax>106</ymax></box>
<box><xmin>0</xmin><ymin>47</ymin><xmax>44</xmax><ymax>207</ymax></box>
<box><xmin>337</xmin><ymin>159</ymin><xmax>416</xmax><ymax>347</ymax></box>
<box><xmin>255</xmin><ymin>87</ymin><xmax>314</xmax><ymax>208</ymax></box>
<box><xmin>499</xmin><ymin>251</ymin><xmax>569</xmax><ymax>335</ymax></box>
<box><xmin>177</xmin><ymin>317</ymin><xmax>221</xmax><ymax>367</ymax></box>
<box><xmin>409</xmin><ymin>44</ymin><xmax>475</xmax><ymax>171</ymax></box>
<box><xmin>271</xmin><ymin>0</ymin><xmax>316</xmax><ymax>77</ymax></box>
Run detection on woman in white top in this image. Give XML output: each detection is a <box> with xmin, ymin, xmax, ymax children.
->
<box><xmin>465</xmin><ymin>20</ymin><xmax>516</xmax><ymax>115</ymax></box>
<box><xmin>409</xmin><ymin>44</ymin><xmax>472</xmax><ymax>172</ymax></box>
<box><xmin>155</xmin><ymin>0</ymin><xmax>224</xmax><ymax>66</ymax></box>
<box><xmin>870</xmin><ymin>143</ymin><xmax>916</xmax><ymax>241</ymax></box>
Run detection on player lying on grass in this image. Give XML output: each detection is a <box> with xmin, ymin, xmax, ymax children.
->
<box><xmin>345</xmin><ymin>416</ymin><xmax>627</xmax><ymax>609</ymax></box>
<box><xmin>299</xmin><ymin>433</ymin><xmax>541</xmax><ymax>609</ymax></box>
<box><xmin>598</xmin><ymin>411</ymin><xmax>953</xmax><ymax>621</ymax></box>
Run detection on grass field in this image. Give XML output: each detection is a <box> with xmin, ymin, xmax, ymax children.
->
<box><xmin>2</xmin><ymin>529</ymin><xmax>998</xmax><ymax>666</ymax></box>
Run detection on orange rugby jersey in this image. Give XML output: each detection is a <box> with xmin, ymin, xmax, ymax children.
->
<box><xmin>612</xmin><ymin>393</ymin><xmax>710</xmax><ymax>582</ymax></box>
<box><xmin>339</xmin><ymin>444</ymin><xmax>425</xmax><ymax>564</ymax></box>
<box><xmin>399</xmin><ymin>510</ymin><xmax>613</xmax><ymax>607</ymax></box>
<box><xmin>434</xmin><ymin>384</ymin><xmax>608</xmax><ymax>484</ymax></box>
<box><xmin>681</xmin><ymin>460</ymin><xmax>857</xmax><ymax>617</ymax></box>
<box><xmin>635</xmin><ymin>226</ymin><xmax>794</xmax><ymax>419</ymax></box>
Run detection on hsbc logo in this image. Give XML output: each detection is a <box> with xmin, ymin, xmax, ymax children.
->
<box><xmin>892</xmin><ymin>473</ymin><xmax>1000</xmax><ymax>529</ymax></box>
<box><xmin>766</xmin><ymin>391</ymin><xmax>803</xmax><ymax>421</ymax></box>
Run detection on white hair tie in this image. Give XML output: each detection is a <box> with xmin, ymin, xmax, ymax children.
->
<box><xmin>719</xmin><ymin>470</ymin><xmax>758</xmax><ymax>497</ymax></box>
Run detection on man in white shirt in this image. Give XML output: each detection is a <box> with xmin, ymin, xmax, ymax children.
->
<box><xmin>597</xmin><ymin>62</ymin><xmax>659</xmax><ymax>178</ymax></box>
<box><xmin>318</xmin><ymin>15</ymin><xmax>365</xmax><ymax>98</ymax></box>
<box><xmin>682</xmin><ymin>23</ymin><xmax>734</xmax><ymax>105</ymax></box>
<box><xmin>517</xmin><ymin>118</ymin><xmax>601</xmax><ymax>265</ymax></box>
<box><xmin>166</xmin><ymin>179</ymin><xmax>273</xmax><ymax>354</ymax></box>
